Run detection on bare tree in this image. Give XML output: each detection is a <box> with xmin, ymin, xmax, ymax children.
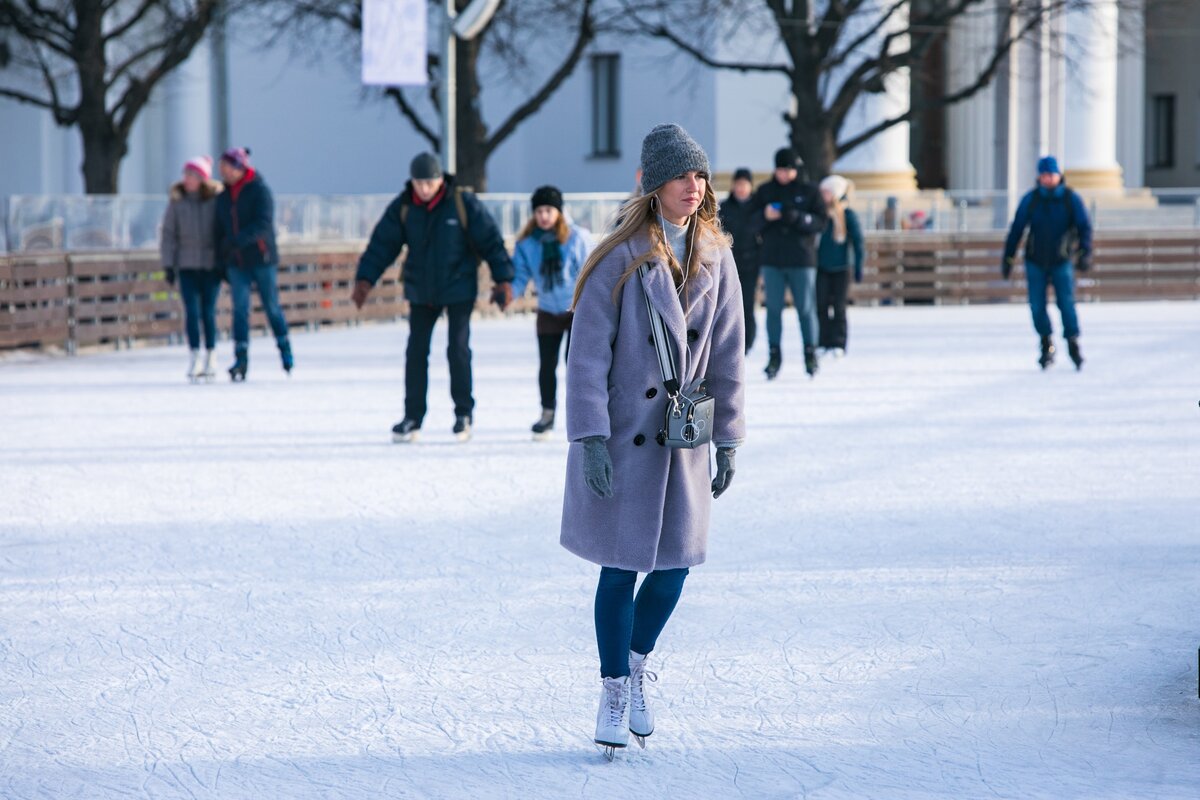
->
<box><xmin>278</xmin><ymin>0</ymin><xmax>601</xmax><ymax>191</ymax></box>
<box><xmin>620</xmin><ymin>0</ymin><xmax>1133</xmax><ymax>180</ymax></box>
<box><xmin>0</xmin><ymin>0</ymin><xmax>234</xmax><ymax>193</ymax></box>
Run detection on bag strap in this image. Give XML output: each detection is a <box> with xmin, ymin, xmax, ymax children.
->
<box><xmin>638</xmin><ymin>263</ymin><xmax>681</xmax><ymax>397</ymax></box>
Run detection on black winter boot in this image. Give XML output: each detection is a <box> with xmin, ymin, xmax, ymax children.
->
<box><xmin>804</xmin><ymin>346</ymin><xmax>819</xmax><ymax>378</ymax></box>
<box><xmin>764</xmin><ymin>347</ymin><xmax>782</xmax><ymax>380</ymax></box>
<box><xmin>1067</xmin><ymin>337</ymin><xmax>1083</xmax><ymax>371</ymax></box>
<box><xmin>1038</xmin><ymin>335</ymin><xmax>1056</xmax><ymax>370</ymax></box>
<box><xmin>277</xmin><ymin>336</ymin><xmax>293</xmax><ymax>374</ymax></box>
<box><xmin>532</xmin><ymin>409</ymin><xmax>555</xmax><ymax>439</ymax></box>
<box><xmin>229</xmin><ymin>344</ymin><xmax>248</xmax><ymax>382</ymax></box>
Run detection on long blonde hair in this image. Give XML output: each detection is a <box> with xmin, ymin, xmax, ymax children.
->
<box><xmin>571</xmin><ymin>180</ymin><xmax>730</xmax><ymax>309</ymax></box>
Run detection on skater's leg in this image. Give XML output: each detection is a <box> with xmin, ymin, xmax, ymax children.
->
<box><xmin>199</xmin><ymin>272</ymin><xmax>222</xmax><ymax>351</ymax></box>
<box><xmin>830</xmin><ymin>270</ymin><xmax>850</xmax><ymax>350</ymax></box>
<box><xmin>404</xmin><ymin>304</ymin><xmax>440</xmax><ymax>424</ymax></box>
<box><xmin>629</xmin><ymin>568</ymin><xmax>689</xmax><ymax>656</ymax></box>
<box><xmin>445</xmin><ymin>301</ymin><xmax>475</xmax><ymax>420</ymax></box>
<box><xmin>253</xmin><ymin>265</ymin><xmax>290</xmax><ymax>340</ymax></box>
<box><xmin>760</xmin><ymin>266</ymin><xmax>786</xmax><ymax>349</ymax></box>
<box><xmin>1025</xmin><ymin>262</ymin><xmax>1053</xmax><ymax>337</ymax></box>
<box><xmin>537</xmin><ymin>328</ymin><xmax>565</xmax><ymax>411</ymax></box>
<box><xmin>227</xmin><ymin>267</ymin><xmax>253</xmax><ymax>348</ymax></box>
<box><xmin>1050</xmin><ymin>262</ymin><xmax>1081</xmax><ymax>338</ymax></box>
<box><xmin>815</xmin><ymin>270</ymin><xmax>833</xmax><ymax>349</ymax></box>
<box><xmin>595</xmin><ymin>567</ymin><xmax>637</xmax><ymax>678</ymax></box>
<box><xmin>178</xmin><ymin>270</ymin><xmax>203</xmax><ymax>350</ymax></box>
<box><xmin>793</xmin><ymin>267</ymin><xmax>819</xmax><ymax>350</ymax></box>
<box><xmin>738</xmin><ymin>264</ymin><xmax>759</xmax><ymax>352</ymax></box>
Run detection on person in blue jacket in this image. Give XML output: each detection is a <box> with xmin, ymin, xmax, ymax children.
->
<box><xmin>351</xmin><ymin>153</ymin><xmax>515</xmax><ymax>442</ymax></box>
<box><xmin>1003</xmin><ymin>155</ymin><xmax>1093</xmax><ymax>370</ymax></box>
<box><xmin>511</xmin><ymin>185</ymin><xmax>593</xmax><ymax>440</ymax></box>
<box><xmin>214</xmin><ymin>147</ymin><xmax>292</xmax><ymax>382</ymax></box>
<box><xmin>816</xmin><ymin>174</ymin><xmax>864</xmax><ymax>357</ymax></box>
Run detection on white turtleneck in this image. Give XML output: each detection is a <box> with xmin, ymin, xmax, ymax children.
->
<box><xmin>661</xmin><ymin>217</ymin><xmax>689</xmax><ymax>270</ymax></box>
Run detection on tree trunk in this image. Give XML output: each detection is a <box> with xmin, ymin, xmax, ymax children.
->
<box><xmin>789</xmin><ymin>78</ymin><xmax>837</xmax><ymax>182</ymax></box>
<box><xmin>77</xmin><ymin>103</ymin><xmax>127</xmax><ymax>194</ymax></box>
<box><xmin>453</xmin><ymin>17</ymin><xmax>489</xmax><ymax>191</ymax></box>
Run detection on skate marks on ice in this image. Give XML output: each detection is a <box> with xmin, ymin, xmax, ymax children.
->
<box><xmin>1</xmin><ymin>304</ymin><xmax>1200</xmax><ymax>798</ymax></box>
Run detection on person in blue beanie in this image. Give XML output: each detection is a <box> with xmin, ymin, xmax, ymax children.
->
<box><xmin>511</xmin><ymin>185</ymin><xmax>594</xmax><ymax>439</ymax></box>
<box><xmin>1002</xmin><ymin>155</ymin><xmax>1093</xmax><ymax>370</ymax></box>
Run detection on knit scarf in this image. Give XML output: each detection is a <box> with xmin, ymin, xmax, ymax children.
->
<box><xmin>539</xmin><ymin>230</ymin><xmax>564</xmax><ymax>290</ymax></box>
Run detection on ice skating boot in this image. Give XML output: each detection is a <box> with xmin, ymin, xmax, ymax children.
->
<box><xmin>531</xmin><ymin>408</ymin><xmax>555</xmax><ymax>441</ymax></box>
<box><xmin>1038</xmin><ymin>335</ymin><xmax>1055</xmax><ymax>370</ymax></box>
<box><xmin>453</xmin><ymin>414</ymin><xmax>473</xmax><ymax>442</ymax></box>
<box><xmin>764</xmin><ymin>347</ymin><xmax>781</xmax><ymax>380</ymax></box>
<box><xmin>228</xmin><ymin>344</ymin><xmax>248</xmax><ymax>382</ymax></box>
<box><xmin>804</xmin><ymin>346</ymin><xmax>819</xmax><ymax>378</ymax></box>
<box><xmin>277</xmin><ymin>336</ymin><xmax>293</xmax><ymax>375</ymax></box>
<box><xmin>628</xmin><ymin>651</ymin><xmax>657</xmax><ymax>747</ymax></box>
<box><xmin>202</xmin><ymin>349</ymin><xmax>217</xmax><ymax>382</ymax></box>
<box><xmin>594</xmin><ymin>676</ymin><xmax>630</xmax><ymax>760</ymax></box>
<box><xmin>391</xmin><ymin>418</ymin><xmax>421</xmax><ymax>443</ymax></box>
<box><xmin>1067</xmin><ymin>336</ymin><xmax>1083</xmax><ymax>371</ymax></box>
<box><xmin>187</xmin><ymin>349</ymin><xmax>202</xmax><ymax>383</ymax></box>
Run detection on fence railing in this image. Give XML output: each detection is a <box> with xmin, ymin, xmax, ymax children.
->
<box><xmin>4</xmin><ymin>231</ymin><xmax>1198</xmax><ymax>353</ymax></box>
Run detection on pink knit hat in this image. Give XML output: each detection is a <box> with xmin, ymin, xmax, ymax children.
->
<box><xmin>183</xmin><ymin>155</ymin><xmax>213</xmax><ymax>181</ymax></box>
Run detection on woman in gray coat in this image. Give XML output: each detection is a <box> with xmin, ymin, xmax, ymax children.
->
<box><xmin>561</xmin><ymin>124</ymin><xmax>746</xmax><ymax>758</ymax></box>
<box><xmin>160</xmin><ymin>156</ymin><xmax>223</xmax><ymax>382</ymax></box>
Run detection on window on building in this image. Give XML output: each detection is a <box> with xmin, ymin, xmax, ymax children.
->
<box><xmin>1148</xmin><ymin>94</ymin><xmax>1175</xmax><ymax>169</ymax></box>
<box><xmin>591</xmin><ymin>54</ymin><xmax>620</xmax><ymax>158</ymax></box>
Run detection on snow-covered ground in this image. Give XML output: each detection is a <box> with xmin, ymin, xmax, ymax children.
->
<box><xmin>1</xmin><ymin>301</ymin><xmax>1198</xmax><ymax>799</ymax></box>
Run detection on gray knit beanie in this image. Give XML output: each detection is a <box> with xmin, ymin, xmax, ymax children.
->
<box><xmin>639</xmin><ymin>124</ymin><xmax>710</xmax><ymax>195</ymax></box>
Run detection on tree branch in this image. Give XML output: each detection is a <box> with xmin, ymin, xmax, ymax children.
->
<box><xmin>385</xmin><ymin>87</ymin><xmax>440</xmax><ymax>151</ymax></box>
<box><xmin>820</xmin><ymin>0</ymin><xmax>908</xmax><ymax>70</ymax></box>
<box><xmin>102</xmin><ymin>0</ymin><xmax>159</xmax><ymax>43</ymax></box>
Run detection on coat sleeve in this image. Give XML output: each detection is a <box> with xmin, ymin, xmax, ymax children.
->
<box><xmin>160</xmin><ymin>200</ymin><xmax>179</xmax><ymax>270</ymax></box>
<box><xmin>464</xmin><ymin>193</ymin><xmax>515</xmax><ymax>283</ymax></box>
<box><xmin>789</xmin><ymin>185</ymin><xmax>828</xmax><ymax>236</ymax></box>
<box><xmin>709</xmin><ymin>252</ymin><xmax>747</xmax><ymax>449</ymax></box>
<box><xmin>511</xmin><ymin>238</ymin><xmax>533</xmax><ymax>298</ymax></box>
<box><xmin>565</xmin><ymin>249</ymin><xmax>625</xmax><ymax>442</ymax></box>
<box><xmin>1072</xmin><ymin>191</ymin><xmax>1094</xmax><ymax>255</ymax></box>
<box><xmin>848</xmin><ymin>209</ymin><xmax>865</xmax><ymax>281</ymax></box>
<box><xmin>356</xmin><ymin>197</ymin><xmax>407</xmax><ymax>285</ymax></box>
<box><xmin>234</xmin><ymin>183</ymin><xmax>274</xmax><ymax>250</ymax></box>
<box><xmin>1004</xmin><ymin>193</ymin><xmax>1033</xmax><ymax>261</ymax></box>
<box><xmin>569</xmin><ymin>229</ymin><xmax>593</xmax><ymax>285</ymax></box>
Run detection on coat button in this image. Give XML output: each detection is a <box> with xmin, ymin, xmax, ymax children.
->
<box><xmin>634</xmin><ymin>434</ymin><xmax>646</xmax><ymax>446</ymax></box>
<box><xmin>646</xmin><ymin>387</ymin><xmax>658</xmax><ymax>399</ymax></box>
<box><xmin>687</xmin><ymin>329</ymin><xmax>699</xmax><ymax>342</ymax></box>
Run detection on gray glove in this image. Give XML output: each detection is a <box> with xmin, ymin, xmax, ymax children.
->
<box><xmin>711</xmin><ymin>447</ymin><xmax>736</xmax><ymax>499</ymax></box>
<box><xmin>581</xmin><ymin>436</ymin><xmax>613</xmax><ymax>499</ymax></box>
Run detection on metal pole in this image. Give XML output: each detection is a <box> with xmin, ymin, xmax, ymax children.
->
<box><xmin>442</xmin><ymin>0</ymin><xmax>457</xmax><ymax>174</ymax></box>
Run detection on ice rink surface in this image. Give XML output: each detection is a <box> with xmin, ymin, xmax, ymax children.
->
<box><xmin>2</xmin><ymin>301</ymin><xmax>1198</xmax><ymax>799</ymax></box>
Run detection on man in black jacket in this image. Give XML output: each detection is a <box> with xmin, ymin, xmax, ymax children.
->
<box><xmin>750</xmin><ymin>148</ymin><xmax>827</xmax><ymax>379</ymax></box>
<box><xmin>352</xmin><ymin>153</ymin><xmax>514</xmax><ymax>443</ymax></box>
<box><xmin>718</xmin><ymin>167</ymin><xmax>761</xmax><ymax>354</ymax></box>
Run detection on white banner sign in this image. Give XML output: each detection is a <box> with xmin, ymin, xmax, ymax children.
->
<box><xmin>362</xmin><ymin>0</ymin><xmax>427</xmax><ymax>86</ymax></box>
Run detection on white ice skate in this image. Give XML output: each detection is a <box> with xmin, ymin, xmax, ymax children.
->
<box><xmin>594</xmin><ymin>676</ymin><xmax>630</xmax><ymax>761</ymax></box>
<box><xmin>186</xmin><ymin>349</ymin><xmax>202</xmax><ymax>383</ymax></box>
<box><xmin>628</xmin><ymin>651</ymin><xmax>657</xmax><ymax>747</ymax></box>
<box><xmin>201</xmin><ymin>349</ymin><xmax>217</xmax><ymax>382</ymax></box>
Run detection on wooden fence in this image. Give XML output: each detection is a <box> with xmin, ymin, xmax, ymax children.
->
<box><xmin>3</xmin><ymin>231</ymin><xmax>1199</xmax><ymax>352</ymax></box>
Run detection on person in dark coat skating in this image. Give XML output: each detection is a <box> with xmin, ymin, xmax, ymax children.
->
<box><xmin>750</xmin><ymin>148</ymin><xmax>828</xmax><ymax>379</ymax></box>
<box><xmin>1002</xmin><ymin>155</ymin><xmax>1094</xmax><ymax>370</ymax></box>
<box><xmin>352</xmin><ymin>153</ymin><xmax>515</xmax><ymax>442</ymax></box>
<box><xmin>214</xmin><ymin>147</ymin><xmax>292</xmax><ymax>381</ymax></box>
<box><xmin>561</xmin><ymin>123</ymin><xmax>746</xmax><ymax>758</ymax></box>
<box><xmin>718</xmin><ymin>167</ymin><xmax>761</xmax><ymax>354</ymax></box>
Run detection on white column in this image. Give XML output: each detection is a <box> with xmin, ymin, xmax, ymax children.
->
<box><xmin>1063</xmin><ymin>0</ymin><xmax>1123</xmax><ymax>190</ymax></box>
<box><xmin>945</xmin><ymin>3</ymin><xmax>998</xmax><ymax>192</ymax></box>
<box><xmin>164</xmin><ymin>44</ymin><xmax>215</xmax><ymax>183</ymax></box>
<box><xmin>1116</xmin><ymin>0</ymin><xmax>1145</xmax><ymax>188</ymax></box>
<box><xmin>831</xmin><ymin>4</ymin><xmax>917</xmax><ymax>191</ymax></box>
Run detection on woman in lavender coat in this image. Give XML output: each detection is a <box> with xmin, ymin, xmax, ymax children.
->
<box><xmin>561</xmin><ymin>124</ymin><xmax>746</xmax><ymax>757</ymax></box>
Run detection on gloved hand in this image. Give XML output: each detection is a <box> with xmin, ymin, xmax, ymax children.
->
<box><xmin>1001</xmin><ymin>257</ymin><xmax>1014</xmax><ymax>280</ymax></box>
<box><xmin>351</xmin><ymin>279</ymin><xmax>372</xmax><ymax>310</ymax></box>
<box><xmin>581</xmin><ymin>436</ymin><xmax>613</xmax><ymax>499</ymax></box>
<box><xmin>711</xmin><ymin>447</ymin><xmax>736</xmax><ymax>499</ymax></box>
<box><xmin>854</xmin><ymin>268</ymin><xmax>863</xmax><ymax>285</ymax></box>
<box><xmin>165</xmin><ymin>268</ymin><xmax>176</xmax><ymax>287</ymax></box>
<box><xmin>490</xmin><ymin>281</ymin><xmax>514</xmax><ymax>310</ymax></box>
<box><xmin>1077</xmin><ymin>251</ymin><xmax>1093</xmax><ymax>272</ymax></box>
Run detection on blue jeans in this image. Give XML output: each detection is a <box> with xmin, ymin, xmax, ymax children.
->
<box><xmin>762</xmin><ymin>266</ymin><xmax>817</xmax><ymax>350</ymax></box>
<box><xmin>595</xmin><ymin>566</ymin><xmax>689</xmax><ymax>678</ymax></box>
<box><xmin>178</xmin><ymin>269</ymin><xmax>222</xmax><ymax>350</ymax></box>
<box><xmin>227</xmin><ymin>265</ymin><xmax>289</xmax><ymax>347</ymax></box>
<box><xmin>1025</xmin><ymin>261</ymin><xmax>1080</xmax><ymax>339</ymax></box>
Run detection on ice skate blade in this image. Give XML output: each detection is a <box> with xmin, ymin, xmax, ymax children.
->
<box><xmin>392</xmin><ymin>432</ymin><xmax>420</xmax><ymax>444</ymax></box>
<box><xmin>632</xmin><ymin>733</ymin><xmax>649</xmax><ymax>749</ymax></box>
<box><xmin>595</xmin><ymin>741</ymin><xmax>626</xmax><ymax>762</ymax></box>
<box><xmin>532</xmin><ymin>431</ymin><xmax>552</xmax><ymax>442</ymax></box>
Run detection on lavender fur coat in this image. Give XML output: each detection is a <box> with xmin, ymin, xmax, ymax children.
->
<box><xmin>560</xmin><ymin>228</ymin><xmax>746</xmax><ymax>573</ymax></box>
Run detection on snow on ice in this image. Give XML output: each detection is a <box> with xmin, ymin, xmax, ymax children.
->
<box><xmin>1</xmin><ymin>302</ymin><xmax>1198</xmax><ymax>798</ymax></box>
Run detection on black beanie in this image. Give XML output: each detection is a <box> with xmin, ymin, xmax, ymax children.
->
<box><xmin>410</xmin><ymin>152</ymin><xmax>443</xmax><ymax>180</ymax></box>
<box><xmin>733</xmin><ymin>167</ymin><xmax>753</xmax><ymax>183</ymax></box>
<box><xmin>530</xmin><ymin>185</ymin><xmax>563</xmax><ymax>211</ymax></box>
<box><xmin>774</xmin><ymin>148</ymin><xmax>801</xmax><ymax>170</ymax></box>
